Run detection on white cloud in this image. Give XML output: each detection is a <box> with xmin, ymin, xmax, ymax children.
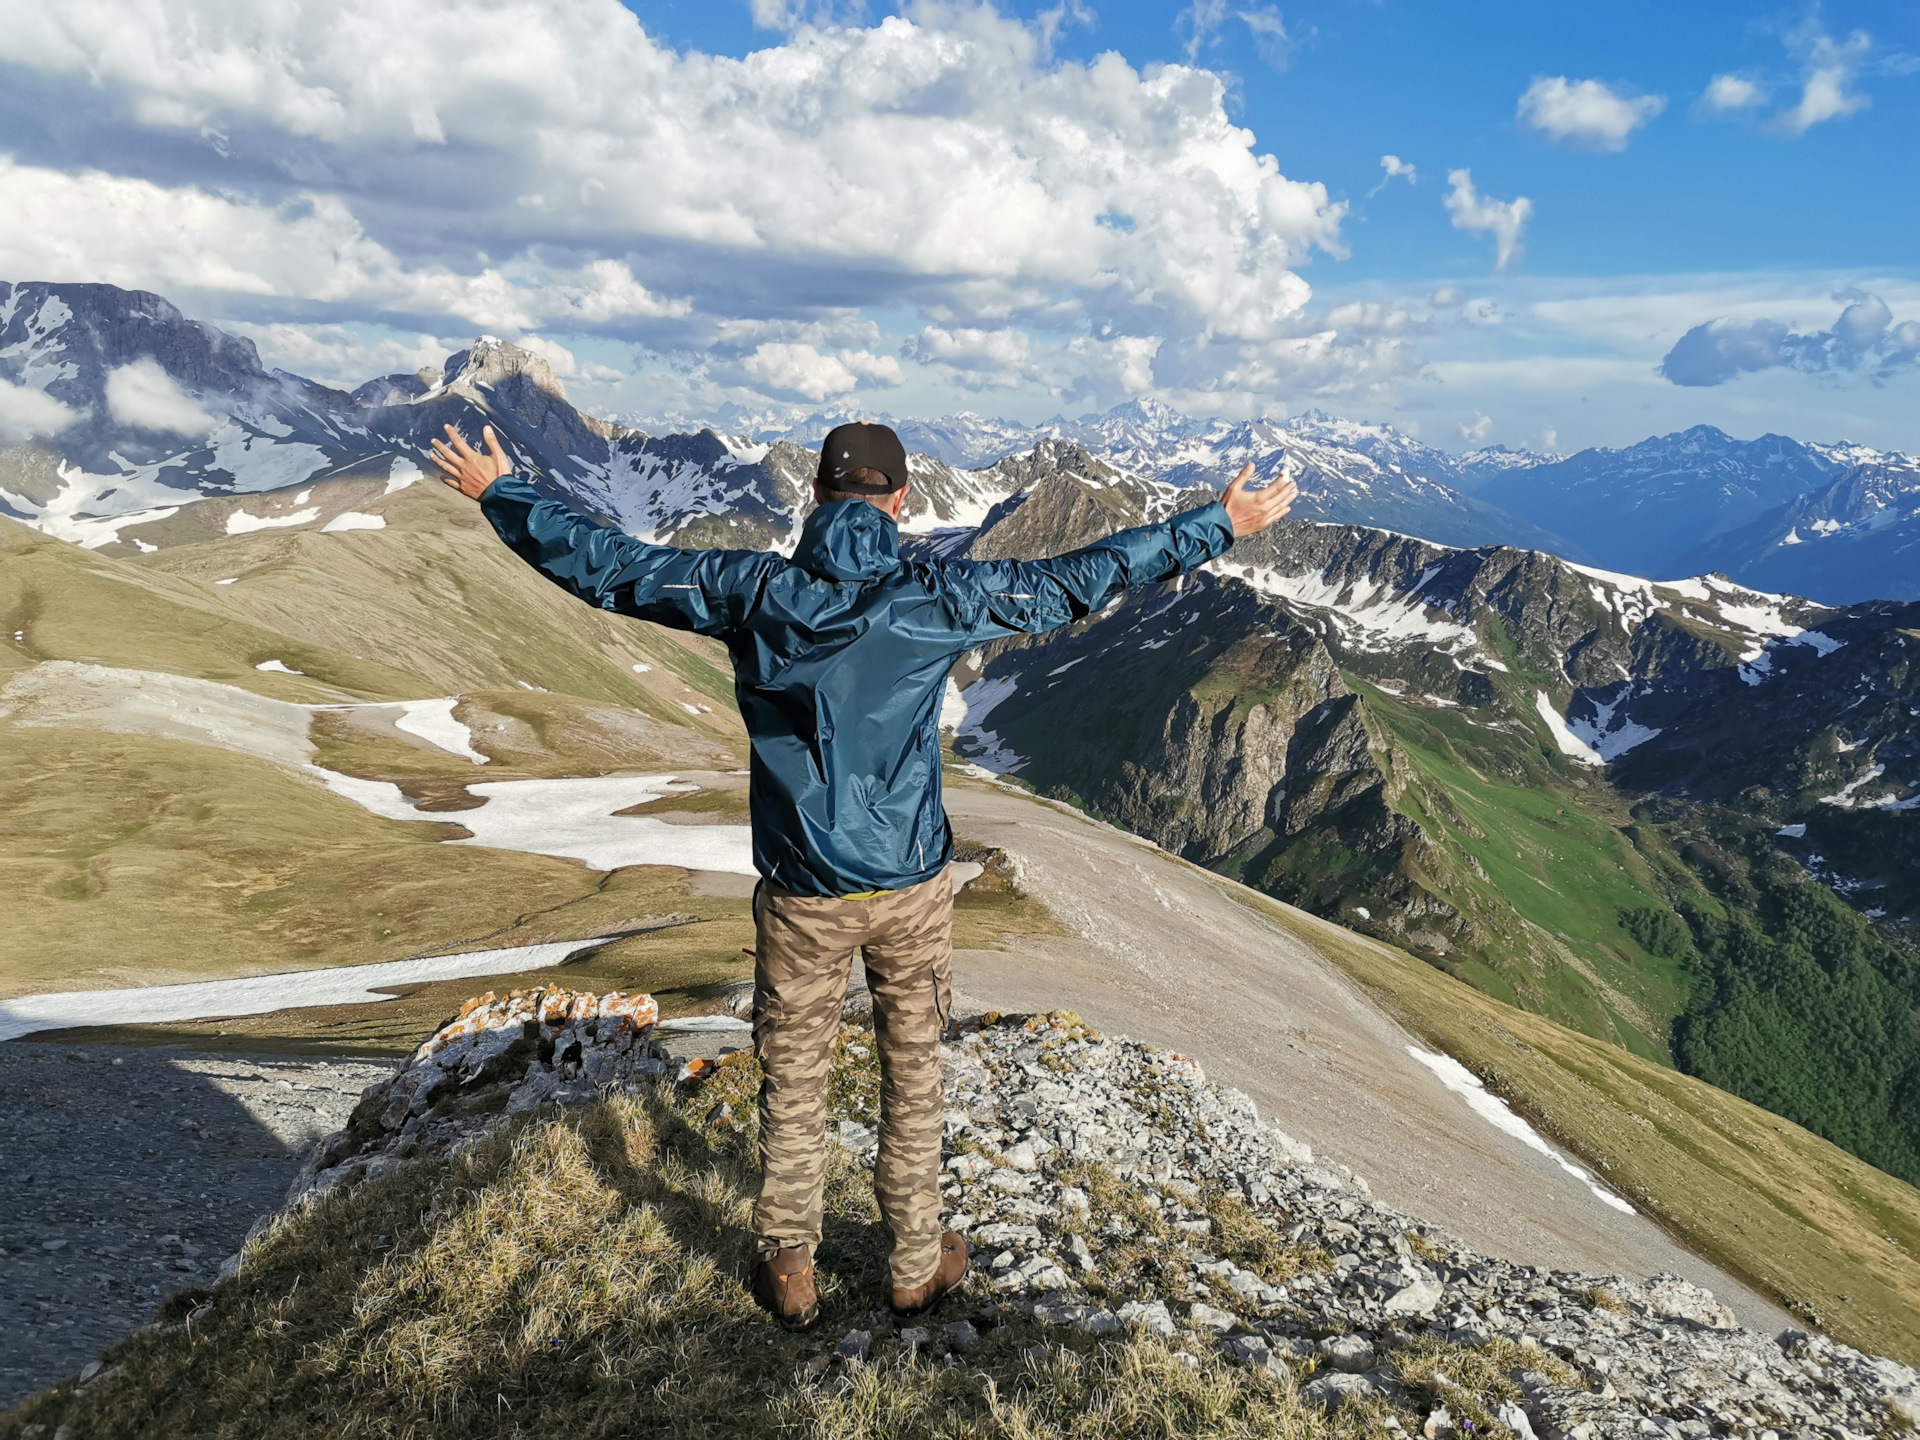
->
<box><xmin>1367</xmin><ymin>154</ymin><xmax>1417</xmax><ymax>197</ymax></box>
<box><xmin>0</xmin><ymin>378</ymin><xmax>82</xmax><ymax>442</ymax></box>
<box><xmin>0</xmin><ymin>1</ymin><xmax>1364</xmax><ymax>411</ymax></box>
<box><xmin>1458</xmin><ymin>412</ymin><xmax>1494</xmax><ymax>443</ymax></box>
<box><xmin>518</xmin><ymin>335</ymin><xmax>626</xmax><ymax>385</ymax></box>
<box><xmin>1444</xmin><ymin>170</ymin><xmax>1532</xmax><ymax>275</ymax></box>
<box><xmin>104</xmin><ymin>359</ymin><xmax>217</xmax><ymax>434</ymax></box>
<box><xmin>1775</xmin><ymin>22</ymin><xmax>1873</xmax><ymax>135</ymax></box>
<box><xmin>0</xmin><ymin>157</ymin><xmax>687</xmax><ymax>333</ymax></box>
<box><xmin>1178</xmin><ymin>1</ymin><xmax>1292</xmax><ymax>69</ymax></box>
<box><xmin>906</xmin><ymin>326</ymin><xmax>1043</xmax><ymax>390</ymax></box>
<box><xmin>1660</xmin><ymin>292</ymin><xmax>1920</xmax><ymax>386</ymax></box>
<box><xmin>1516</xmin><ymin>76</ymin><xmax>1665</xmax><ymax>151</ymax></box>
<box><xmin>1699</xmin><ymin>73</ymin><xmax>1766</xmax><ymax>114</ymax></box>
<box><xmin>742</xmin><ymin>342</ymin><xmax>902</xmax><ymax>401</ymax></box>
<box><xmin>221</xmin><ymin>322</ymin><xmax>456</xmax><ymax>390</ymax></box>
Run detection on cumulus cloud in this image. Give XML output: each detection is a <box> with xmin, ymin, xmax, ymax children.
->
<box><xmin>1699</xmin><ymin>73</ymin><xmax>1766</xmax><ymax>114</ymax></box>
<box><xmin>1367</xmin><ymin>154</ymin><xmax>1417</xmax><ymax>197</ymax></box>
<box><xmin>518</xmin><ymin>336</ymin><xmax>626</xmax><ymax>386</ymax></box>
<box><xmin>1517</xmin><ymin>76</ymin><xmax>1665</xmax><ymax>151</ymax></box>
<box><xmin>1459</xmin><ymin>412</ymin><xmax>1494</xmax><ymax>443</ymax></box>
<box><xmin>105</xmin><ymin>358</ymin><xmax>217</xmax><ymax>434</ymax></box>
<box><xmin>0</xmin><ymin>378</ymin><xmax>82</xmax><ymax>442</ymax></box>
<box><xmin>1659</xmin><ymin>292</ymin><xmax>1920</xmax><ymax>386</ymax></box>
<box><xmin>1774</xmin><ymin>21</ymin><xmax>1873</xmax><ymax>135</ymax></box>
<box><xmin>0</xmin><ymin>158</ymin><xmax>689</xmax><ymax>333</ymax></box>
<box><xmin>0</xmin><ymin>0</ymin><xmax>1361</xmax><ymax>411</ymax></box>
<box><xmin>1444</xmin><ymin>170</ymin><xmax>1532</xmax><ymax>275</ymax></box>
<box><xmin>742</xmin><ymin>343</ymin><xmax>902</xmax><ymax>401</ymax></box>
<box><xmin>906</xmin><ymin>326</ymin><xmax>1043</xmax><ymax>390</ymax></box>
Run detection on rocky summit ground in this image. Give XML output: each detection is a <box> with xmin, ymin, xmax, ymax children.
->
<box><xmin>8</xmin><ymin>994</ymin><xmax>1920</xmax><ymax>1439</ymax></box>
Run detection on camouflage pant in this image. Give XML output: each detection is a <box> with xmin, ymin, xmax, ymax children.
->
<box><xmin>751</xmin><ymin>867</ymin><xmax>953</xmax><ymax>1291</ymax></box>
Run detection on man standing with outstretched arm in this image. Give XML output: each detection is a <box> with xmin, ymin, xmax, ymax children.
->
<box><xmin>430</xmin><ymin>420</ymin><xmax>1296</xmax><ymax>1329</ymax></box>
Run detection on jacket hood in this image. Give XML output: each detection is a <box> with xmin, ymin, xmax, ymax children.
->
<box><xmin>790</xmin><ymin>498</ymin><xmax>901</xmax><ymax>582</ymax></box>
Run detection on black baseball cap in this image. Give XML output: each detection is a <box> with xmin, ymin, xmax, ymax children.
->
<box><xmin>818</xmin><ymin>422</ymin><xmax>908</xmax><ymax>493</ymax></box>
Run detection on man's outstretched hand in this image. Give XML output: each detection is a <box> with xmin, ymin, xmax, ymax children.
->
<box><xmin>1220</xmin><ymin>462</ymin><xmax>1298</xmax><ymax>538</ymax></box>
<box><xmin>429</xmin><ymin>424</ymin><xmax>513</xmax><ymax>500</ymax></box>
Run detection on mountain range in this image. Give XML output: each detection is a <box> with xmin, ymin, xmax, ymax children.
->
<box><xmin>6</xmin><ymin>278</ymin><xmax>1916</xmax><ymax>601</ymax></box>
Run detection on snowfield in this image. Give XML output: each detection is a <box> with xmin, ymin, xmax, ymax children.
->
<box><xmin>0</xmin><ymin>937</ymin><xmax>616</xmax><ymax>1042</ymax></box>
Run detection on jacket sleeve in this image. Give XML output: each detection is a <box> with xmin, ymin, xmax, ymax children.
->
<box><xmin>937</xmin><ymin>500</ymin><xmax>1235</xmax><ymax>642</ymax></box>
<box><xmin>477</xmin><ymin>475</ymin><xmax>776</xmax><ymax>636</ymax></box>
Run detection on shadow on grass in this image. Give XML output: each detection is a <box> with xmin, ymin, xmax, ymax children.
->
<box><xmin>1</xmin><ymin>1041</ymin><xmax>1408</xmax><ymax>1440</ymax></box>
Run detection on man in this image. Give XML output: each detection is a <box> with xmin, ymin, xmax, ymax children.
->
<box><xmin>430</xmin><ymin>419</ymin><xmax>1296</xmax><ymax>1329</ymax></box>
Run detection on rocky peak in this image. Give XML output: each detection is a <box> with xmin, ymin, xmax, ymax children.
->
<box><xmin>440</xmin><ymin>336</ymin><xmax>569</xmax><ymax>404</ymax></box>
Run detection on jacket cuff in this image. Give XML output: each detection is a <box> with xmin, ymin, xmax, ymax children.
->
<box><xmin>1178</xmin><ymin>500</ymin><xmax>1236</xmax><ymax>565</ymax></box>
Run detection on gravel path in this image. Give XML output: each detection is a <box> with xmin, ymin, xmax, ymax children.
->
<box><xmin>0</xmin><ymin>1043</ymin><xmax>392</xmax><ymax>1410</ymax></box>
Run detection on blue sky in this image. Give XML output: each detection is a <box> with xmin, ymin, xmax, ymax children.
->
<box><xmin>0</xmin><ymin>0</ymin><xmax>1914</xmax><ymax>455</ymax></box>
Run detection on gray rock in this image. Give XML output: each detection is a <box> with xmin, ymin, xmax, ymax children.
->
<box><xmin>1187</xmin><ymin>1301</ymin><xmax>1239</xmax><ymax>1333</ymax></box>
<box><xmin>1383</xmin><ymin>1278</ymin><xmax>1444</xmax><ymax>1317</ymax></box>
<box><xmin>834</xmin><ymin>1329</ymin><xmax>871</xmax><ymax>1363</ymax></box>
<box><xmin>945</xmin><ymin>1320</ymin><xmax>979</xmax><ymax>1348</ymax></box>
<box><xmin>1117</xmin><ymin>1299</ymin><xmax>1176</xmax><ymax>1338</ymax></box>
<box><xmin>1496</xmin><ymin>1401</ymin><xmax>1539</xmax><ymax>1439</ymax></box>
<box><xmin>1301</xmin><ymin>1372</ymin><xmax>1379</xmax><ymax>1409</ymax></box>
<box><xmin>1319</xmin><ymin>1334</ymin><xmax>1377</xmax><ymax>1372</ymax></box>
<box><xmin>1225</xmin><ymin>1335</ymin><xmax>1291</xmax><ymax>1379</ymax></box>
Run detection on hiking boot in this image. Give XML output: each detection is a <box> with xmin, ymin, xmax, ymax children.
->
<box><xmin>889</xmin><ymin>1231</ymin><xmax>969</xmax><ymax>1317</ymax></box>
<box><xmin>753</xmin><ymin>1245</ymin><xmax>820</xmax><ymax>1331</ymax></box>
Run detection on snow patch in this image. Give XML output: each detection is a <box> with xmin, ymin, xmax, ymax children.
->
<box><xmin>1534</xmin><ymin>691</ymin><xmax>1604</xmax><ymax>767</ymax></box>
<box><xmin>1565</xmin><ymin>687</ymin><xmax>1662</xmax><ymax>761</ymax></box>
<box><xmin>207</xmin><ymin>419</ymin><xmax>329</xmax><ymax>491</ymax></box>
<box><xmin>1778</xmin><ymin>823</ymin><xmax>1807</xmax><ymax>838</ymax></box>
<box><xmin>227</xmin><ymin>505</ymin><xmax>319</xmax><ymax>534</ymax></box>
<box><xmin>392</xmin><ymin>696</ymin><xmax>488</xmax><ymax>764</ymax></box>
<box><xmin>0</xmin><ymin>938</ymin><xmax>616</xmax><ymax>1044</ymax></box>
<box><xmin>310</xmin><ymin>770</ymin><xmax>756</xmax><ymax>873</ymax></box>
<box><xmin>1232</xmin><ymin>564</ymin><xmax>1500</xmax><ymax>669</ymax></box>
<box><xmin>384</xmin><ymin>457</ymin><xmax>423</xmax><ymax>493</ymax></box>
<box><xmin>254</xmin><ymin>659</ymin><xmax>304</xmax><ymax>675</ymax></box>
<box><xmin>321</xmin><ymin>510</ymin><xmax>386</xmax><ymax>532</ymax></box>
<box><xmin>1406</xmin><ymin>1046</ymin><xmax>1634</xmax><ymax>1214</ymax></box>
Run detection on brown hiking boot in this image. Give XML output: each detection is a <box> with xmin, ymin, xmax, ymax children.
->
<box><xmin>889</xmin><ymin>1231</ymin><xmax>969</xmax><ymax>1317</ymax></box>
<box><xmin>752</xmin><ymin>1245</ymin><xmax>820</xmax><ymax>1331</ymax></box>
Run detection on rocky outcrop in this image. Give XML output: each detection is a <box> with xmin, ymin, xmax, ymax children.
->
<box><xmin>281</xmin><ymin>986</ymin><xmax>683</xmax><ymax>1210</ymax></box>
<box><xmin>930</xmin><ymin>1013</ymin><xmax>1920</xmax><ymax>1436</ymax></box>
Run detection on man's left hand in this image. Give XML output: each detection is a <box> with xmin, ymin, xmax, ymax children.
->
<box><xmin>429</xmin><ymin>424</ymin><xmax>513</xmax><ymax>499</ymax></box>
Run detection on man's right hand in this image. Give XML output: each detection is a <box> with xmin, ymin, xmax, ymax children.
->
<box><xmin>1221</xmin><ymin>462</ymin><xmax>1298</xmax><ymax>538</ymax></box>
<box><xmin>429</xmin><ymin>424</ymin><xmax>514</xmax><ymax>500</ymax></box>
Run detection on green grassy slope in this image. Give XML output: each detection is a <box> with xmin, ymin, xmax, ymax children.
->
<box><xmin>1218</xmin><ymin>881</ymin><xmax>1920</xmax><ymax>1368</ymax></box>
<box><xmin>1354</xmin><ymin>683</ymin><xmax>1697</xmax><ymax>1062</ymax></box>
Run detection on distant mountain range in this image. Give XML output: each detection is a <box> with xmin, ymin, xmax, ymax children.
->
<box><xmin>5</xmin><ymin>278</ymin><xmax>1915</xmax><ymax>602</ymax></box>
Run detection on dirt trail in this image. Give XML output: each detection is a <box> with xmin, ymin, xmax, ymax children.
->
<box><xmin>943</xmin><ymin>779</ymin><xmax>1793</xmax><ymax>1334</ymax></box>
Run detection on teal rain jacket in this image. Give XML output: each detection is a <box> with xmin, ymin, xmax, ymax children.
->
<box><xmin>479</xmin><ymin>475</ymin><xmax>1235</xmax><ymax>897</ymax></box>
